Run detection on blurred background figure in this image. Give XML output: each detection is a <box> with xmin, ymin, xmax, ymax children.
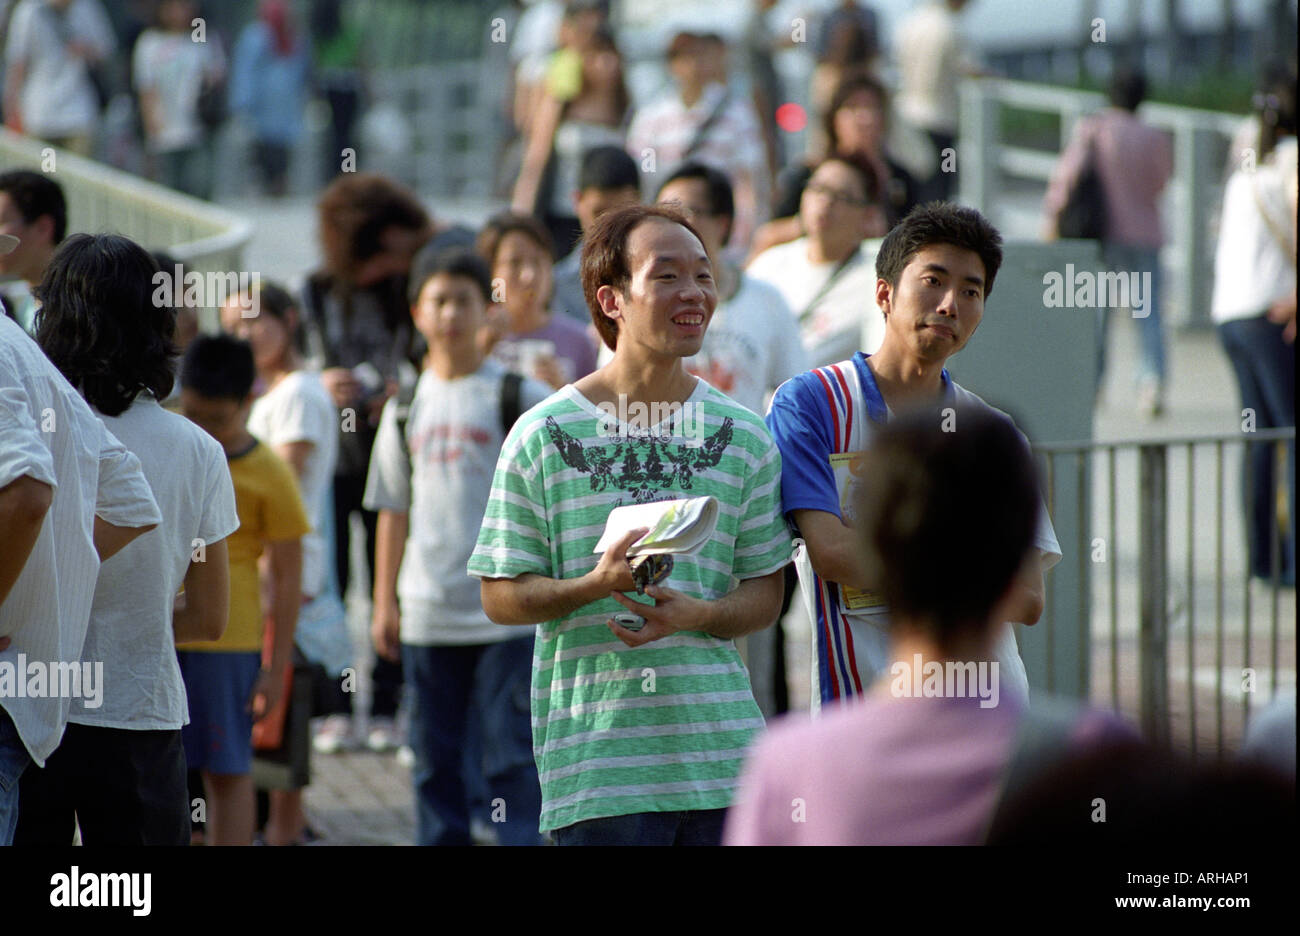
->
<box><xmin>1211</xmin><ymin>66</ymin><xmax>1296</xmax><ymax>585</ymax></box>
<box><xmin>756</xmin><ymin>72</ymin><xmax>915</xmax><ymax>259</ymax></box>
<box><xmin>746</xmin><ymin>152</ymin><xmax>883</xmax><ymax>367</ymax></box>
<box><xmin>807</xmin><ymin>0</ymin><xmax>879</xmax><ymax>160</ymax></box>
<box><xmin>132</xmin><ymin>0</ymin><xmax>225</xmax><ymax>200</ymax></box>
<box><xmin>229</xmin><ymin>0</ymin><xmax>310</xmax><ymax>197</ymax></box>
<box><xmin>512</xmin><ymin>2</ymin><xmax>627</xmax><ymax>257</ymax></box>
<box><xmin>550</xmin><ymin>143</ymin><xmax>641</xmax><ymax>326</ymax></box>
<box><xmin>477</xmin><ymin>211</ymin><xmax>597</xmax><ymax>390</ymax></box>
<box><xmin>1043</xmin><ymin>66</ymin><xmax>1173</xmax><ymax>418</ymax></box>
<box><xmin>2</xmin><ymin>0</ymin><xmax>115</xmax><ymax>155</ymax></box>
<box><xmin>627</xmin><ymin>28</ymin><xmax>769</xmax><ymax>260</ymax></box>
<box><xmin>893</xmin><ymin>0</ymin><xmax>983</xmax><ymax>202</ymax></box>
<box><xmin>0</xmin><ymin>168</ymin><xmax>64</xmax><ymax>334</ymax></box>
<box><xmin>311</xmin><ymin>0</ymin><xmax>365</xmax><ymax>188</ymax></box>
<box><xmin>299</xmin><ymin>173</ymin><xmax>433</xmax><ymax>754</ymax></box>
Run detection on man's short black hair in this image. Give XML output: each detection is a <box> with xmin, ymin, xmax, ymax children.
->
<box><xmin>0</xmin><ymin>170</ymin><xmax>67</xmax><ymax>244</ymax></box>
<box><xmin>658</xmin><ymin>161</ymin><xmax>735</xmax><ymax>245</ymax></box>
<box><xmin>854</xmin><ymin>405</ymin><xmax>1039</xmax><ymax>643</ymax></box>
<box><xmin>407</xmin><ymin>247</ymin><xmax>494</xmax><ymax>306</ymax></box>
<box><xmin>181</xmin><ymin>333</ymin><xmax>255</xmax><ymax>401</ymax></box>
<box><xmin>1108</xmin><ymin>65</ymin><xmax>1147</xmax><ymax>112</ymax></box>
<box><xmin>34</xmin><ymin>234</ymin><xmax>175</xmax><ymax>417</ymax></box>
<box><xmin>875</xmin><ymin>201</ymin><xmax>1003</xmax><ymax>298</ymax></box>
<box><xmin>578</xmin><ymin>145</ymin><xmax>640</xmax><ymax>193</ymax></box>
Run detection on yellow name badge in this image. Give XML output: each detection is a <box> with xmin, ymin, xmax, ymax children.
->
<box><xmin>829</xmin><ymin>452</ymin><xmax>888</xmax><ymax>613</ymax></box>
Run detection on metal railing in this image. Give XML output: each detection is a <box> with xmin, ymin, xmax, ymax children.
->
<box><xmin>1033</xmin><ymin>429</ymin><xmax>1296</xmax><ymax>760</ymax></box>
<box><xmin>0</xmin><ymin>129</ymin><xmax>253</xmax><ymax>325</ymax></box>
<box><xmin>960</xmin><ymin>78</ymin><xmax>1244</xmax><ymax>329</ymax></box>
<box><xmin>0</xmin><ymin>129</ymin><xmax>252</xmax><ymax>277</ymax></box>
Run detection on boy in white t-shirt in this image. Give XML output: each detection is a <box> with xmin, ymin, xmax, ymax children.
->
<box><xmin>14</xmin><ymin>233</ymin><xmax>234</xmax><ymax>845</ymax></box>
<box><xmin>364</xmin><ymin>250</ymin><xmax>550</xmax><ymax>846</ymax></box>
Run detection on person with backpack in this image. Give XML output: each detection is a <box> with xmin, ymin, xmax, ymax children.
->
<box><xmin>363</xmin><ymin>249</ymin><xmax>550</xmax><ymax>846</ymax></box>
<box><xmin>1043</xmin><ymin>66</ymin><xmax>1172</xmax><ymax>417</ymax></box>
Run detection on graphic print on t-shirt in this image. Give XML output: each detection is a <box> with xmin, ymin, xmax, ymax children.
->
<box><xmin>545</xmin><ymin>415</ymin><xmax>733</xmax><ymax>504</ymax></box>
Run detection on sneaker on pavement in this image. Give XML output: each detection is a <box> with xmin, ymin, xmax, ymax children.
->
<box><xmin>312</xmin><ymin>715</ymin><xmax>353</xmax><ymax>754</ymax></box>
<box><xmin>367</xmin><ymin>716</ymin><xmax>401</xmax><ymax>753</ymax></box>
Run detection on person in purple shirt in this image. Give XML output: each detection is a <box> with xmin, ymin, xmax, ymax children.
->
<box><xmin>477</xmin><ymin>212</ymin><xmax>599</xmax><ymax>390</ymax></box>
<box><xmin>725</xmin><ymin>406</ymin><xmax>1135</xmax><ymax>846</ymax></box>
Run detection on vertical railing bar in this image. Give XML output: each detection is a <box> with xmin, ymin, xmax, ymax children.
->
<box><xmin>1242</xmin><ymin>437</ymin><xmax>1252</xmax><ymax>741</ymax></box>
<box><xmin>1044</xmin><ymin>452</ymin><xmax>1055</xmax><ymax>695</ymax></box>
<box><xmin>1215</xmin><ymin>439</ymin><xmax>1225</xmax><ymax>762</ymax></box>
<box><xmin>1109</xmin><ymin>445</ymin><xmax>1119</xmax><ymax>710</ymax></box>
<box><xmin>1186</xmin><ymin>441</ymin><xmax>1196</xmax><ymax>760</ymax></box>
<box><xmin>1077</xmin><ymin>450</ymin><xmax>1087</xmax><ymax>700</ymax></box>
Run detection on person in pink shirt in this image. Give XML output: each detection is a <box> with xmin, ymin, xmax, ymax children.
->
<box><xmin>1044</xmin><ymin>67</ymin><xmax>1173</xmax><ymax>417</ymax></box>
<box><xmin>724</xmin><ymin>407</ymin><xmax>1135</xmax><ymax>846</ymax></box>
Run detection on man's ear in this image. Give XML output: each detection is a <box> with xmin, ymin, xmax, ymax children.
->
<box><xmin>874</xmin><ymin>277</ymin><xmax>892</xmax><ymax>320</ymax></box>
<box><xmin>34</xmin><ymin>214</ymin><xmax>56</xmax><ymax>247</ymax></box>
<box><xmin>595</xmin><ymin>284</ymin><xmax>622</xmax><ymax>325</ymax></box>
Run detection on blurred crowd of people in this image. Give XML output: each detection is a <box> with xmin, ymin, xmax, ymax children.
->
<box><xmin>0</xmin><ymin>0</ymin><xmax>1294</xmax><ymax>848</ymax></box>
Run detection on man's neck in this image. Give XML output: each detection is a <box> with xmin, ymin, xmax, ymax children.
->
<box><xmin>509</xmin><ymin>303</ymin><xmax>550</xmax><ymax>335</ymax></box>
<box><xmin>580</xmin><ymin>349</ymin><xmax>696</xmax><ymax>410</ymax></box>
<box><xmin>220</xmin><ymin>428</ymin><xmax>257</xmax><ymax>458</ymax></box>
<box><xmin>805</xmin><ymin>234</ymin><xmax>857</xmax><ymax>266</ymax></box>
<box><xmin>426</xmin><ymin>345</ymin><xmax>484</xmax><ymax>381</ymax></box>
<box><xmin>680</xmin><ymin>81</ymin><xmax>706</xmax><ymax>109</ymax></box>
<box><xmin>866</xmin><ymin>343</ymin><xmax>947</xmax><ymax>410</ymax></box>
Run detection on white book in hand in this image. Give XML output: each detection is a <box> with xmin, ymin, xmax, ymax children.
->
<box><xmin>593</xmin><ymin>496</ymin><xmax>720</xmax><ymax>556</ymax></box>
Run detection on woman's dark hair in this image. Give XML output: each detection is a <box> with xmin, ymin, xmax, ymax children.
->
<box><xmin>316</xmin><ymin>173</ymin><xmax>432</xmax><ymax>284</ymax></box>
<box><xmin>580</xmin><ymin>203</ymin><xmax>706</xmax><ymax>351</ymax></box>
<box><xmin>477</xmin><ymin>212</ymin><xmax>556</xmax><ymax>269</ymax></box>
<box><xmin>657</xmin><ymin>161</ymin><xmax>735</xmax><ymax>246</ymax></box>
<box><xmin>250</xmin><ymin>280</ymin><xmax>296</xmax><ymax>322</ymax></box>
<box><xmin>853</xmin><ymin>406</ymin><xmax>1039</xmax><ymax>645</ymax></box>
<box><xmin>34</xmin><ymin>233</ymin><xmax>175</xmax><ymax>417</ymax></box>
<box><xmin>824</xmin><ymin>72</ymin><xmax>889</xmax><ymax>154</ymax></box>
<box><xmin>1255</xmin><ymin>60</ymin><xmax>1297</xmax><ymax>161</ymax></box>
<box><xmin>181</xmin><ymin>333</ymin><xmax>256</xmax><ymax>401</ymax></box>
<box><xmin>875</xmin><ymin>201</ymin><xmax>1003</xmax><ymax>299</ymax></box>
<box><xmin>1108</xmin><ymin>64</ymin><xmax>1147</xmax><ymax>113</ymax></box>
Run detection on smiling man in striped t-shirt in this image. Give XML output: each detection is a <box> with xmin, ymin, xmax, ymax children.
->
<box><xmin>470</xmin><ymin>204</ymin><xmax>793</xmax><ymax>845</ymax></box>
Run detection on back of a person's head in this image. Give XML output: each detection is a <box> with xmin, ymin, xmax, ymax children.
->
<box><xmin>316</xmin><ymin>172</ymin><xmax>432</xmax><ymax>282</ymax></box>
<box><xmin>0</xmin><ymin>170</ymin><xmax>67</xmax><ymax>245</ymax></box>
<box><xmin>986</xmin><ymin>742</ymin><xmax>1297</xmax><ymax>846</ymax></box>
<box><xmin>34</xmin><ymin>234</ymin><xmax>174</xmax><ymax>417</ymax></box>
<box><xmin>181</xmin><ymin>333</ymin><xmax>256</xmax><ymax>401</ymax></box>
<box><xmin>1108</xmin><ymin>64</ymin><xmax>1147</xmax><ymax>112</ymax></box>
<box><xmin>875</xmin><ymin>201</ymin><xmax>1003</xmax><ymax>298</ymax></box>
<box><xmin>579</xmin><ymin>145</ymin><xmax>639</xmax><ymax>194</ymax></box>
<box><xmin>407</xmin><ymin>247</ymin><xmax>493</xmax><ymax>307</ymax></box>
<box><xmin>854</xmin><ymin>406</ymin><xmax>1038</xmax><ymax>640</ymax></box>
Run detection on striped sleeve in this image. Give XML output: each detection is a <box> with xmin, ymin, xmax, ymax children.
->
<box><xmin>766</xmin><ymin>371</ymin><xmax>839</xmax><ymax>518</ymax></box>
<box><xmin>469</xmin><ymin>413</ymin><xmax>553</xmax><ymax>580</ymax></box>
<box><xmin>732</xmin><ymin>418</ymin><xmax>794</xmax><ymax>579</ymax></box>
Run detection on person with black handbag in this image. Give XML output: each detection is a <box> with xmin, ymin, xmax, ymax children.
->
<box><xmin>1043</xmin><ymin>66</ymin><xmax>1172</xmax><ymax>417</ymax></box>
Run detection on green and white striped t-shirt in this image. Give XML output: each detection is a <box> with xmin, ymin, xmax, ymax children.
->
<box><xmin>468</xmin><ymin>379</ymin><xmax>793</xmax><ymax>832</ymax></box>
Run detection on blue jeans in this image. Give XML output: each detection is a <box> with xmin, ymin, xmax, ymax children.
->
<box><xmin>1096</xmin><ymin>242</ymin><xmax>1166</xmax><ymax>392</ymax></box>
<box><xmin>552</xmin><ymin>808</ymin><xmax>729</xmax><ymax>846</ymax></box>
<box><xmin>1218</xmin><ymin>316</ymin><xmax>1296</xmax><ymax>583</ymax></box>
<box><xmin>0</xmin><ymin>706</ymin><xmax>32</xmax><ymax>846</ymax></box>
<box><xmin>402</xmin><ymin>637</ymin><xmax>541</xmax><ymax>846</ymax></box>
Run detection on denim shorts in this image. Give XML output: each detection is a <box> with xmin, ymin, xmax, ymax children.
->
<box><xmin>178</xmin><ymin>651</ymin><xmax>262</xmax><ymax>775</ymax></box>
<box><xmin>0</xmin><ymin>706</ymin><xmax>32</xmax><ymax>845</ymax></box>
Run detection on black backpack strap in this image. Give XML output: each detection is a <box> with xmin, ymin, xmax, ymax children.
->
<box><xmin>393</xmin><ymin>381</ymin><xmax>418</xmax><ymax>474</ymax></box>
<box><xmin>500</xmin><ymin>371</ymin><xmax>523</xmax><ymax>438</ymax></box>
